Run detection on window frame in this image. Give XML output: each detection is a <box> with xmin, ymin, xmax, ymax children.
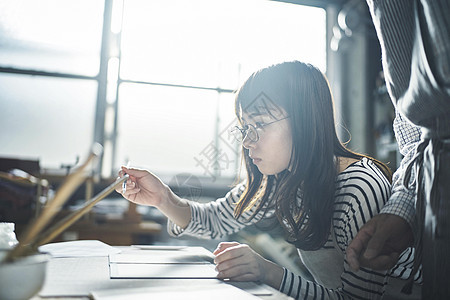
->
<box><xmin>0</xmin><ymin>0</ymin><xmax>329</xmax><ymax>180</ymax></box>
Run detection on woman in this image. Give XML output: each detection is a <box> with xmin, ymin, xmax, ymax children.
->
<box><xmin>118</xmin><ymin>61</ymin><xmax>410</xmax><ymax>299</ymax></box>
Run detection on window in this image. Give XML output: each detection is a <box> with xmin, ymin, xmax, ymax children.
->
<box><xmin>114</xmin><ymin>0</ymin><xmax>326</xmax><ymax>181</ymax></box>
<box><xmin>0</xmin><ymin>0</ymin><xmax>103</xmax><ymax>75</ymax></box>
<box><xmin>0</xmin><ymin>74</ymin><xmax>97</xmax><ymax>169</ymax></box>
<box><xmin>0</xmin><ymin>0</ymin><xmax>103</xmax><ymax>170</ymax></box>
<box><xmin>0</xmin><ymin>0</ymin><xmax>326</xmax><ymax>182</ymax></box>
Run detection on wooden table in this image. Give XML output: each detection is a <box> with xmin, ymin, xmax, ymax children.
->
<box><xmin>32</xmin><ymin>244</ymin><xmax>292</xmax><ymax>300</ymax></box>
<box><xmin>64</xmin><ymin>220</ymin><xmax>162</xmax><ymax>245</ymax></box>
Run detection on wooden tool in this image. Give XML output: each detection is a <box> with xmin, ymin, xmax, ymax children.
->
<box><xmin>2</xmin><ymin>144</ymin><xmax>103</xmax><ymax>262</ymax></box>
<box><xmin>33</xmin><ymin>174</ymin><xmax>129</xmax><ymax>247</ymax></box>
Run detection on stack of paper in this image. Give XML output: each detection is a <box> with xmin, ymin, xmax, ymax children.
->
<box><xmin>91</xmin><ymin>283</ymin><xmax>262</xmax><ymax>300</ymax></box>
<box><xmin>108</xmin><ymin>245</ymin><xmax>218</xmax><ymax>279</ymax></box>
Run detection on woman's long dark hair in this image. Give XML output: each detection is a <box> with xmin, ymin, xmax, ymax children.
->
<box><xmin>233</xmin><ymin>61</ymin><xmax>392</xmax><ymax>250</ymax></box>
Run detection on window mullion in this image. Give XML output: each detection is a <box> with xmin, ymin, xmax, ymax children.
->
<box><xmin>94</xmin><ymin>0</ymin><xmax>114</xmax><ymax>177</ymax></box>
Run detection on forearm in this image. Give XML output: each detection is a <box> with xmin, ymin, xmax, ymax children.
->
<box><xmin>168</xmin><ymin>183</ymin><xmax>259</xmax><ymax>239</ymax></box>
<box><xmin>261</xmin><ymin>259</ymin><xmax>284</xmax><ymax>290</ymax></box>
<box><xmin>157</xmin><ymin>188</ymin><xmax>192</xmax><ymax>229</ymax></box>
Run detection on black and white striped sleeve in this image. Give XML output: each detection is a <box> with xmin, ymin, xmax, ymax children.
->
<box><xmin>279</xmin><ymin>159</ymin><xmax>392</xmax><ymax>299</ymax></box>
<box><xmin>168</xmin><ymin>183</ymin><xmax>262</xmax><ymax>239</ymax></box>
<box><xmin>334</xmin><ymin>159</ymin><xmax>391</xmax><ymax>299</ymax></box>
<box><xmin>280</xmin><ymin>268</ymin><xmax>350</xmax><ymax>300</ymax></box>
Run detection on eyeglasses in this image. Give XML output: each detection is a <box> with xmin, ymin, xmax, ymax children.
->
<box><xmin>230</xmin><ymin>117</ymin><xmax>289</xmax><ymax>143</ymax></box>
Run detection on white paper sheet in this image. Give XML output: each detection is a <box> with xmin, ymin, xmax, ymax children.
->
<box><xmin>228</xmin><ymin>281</ymin><xmax>274</xmax><ymax>296</ymax></box>
<box><xmin>39</xmin><ymin>240</ymin><xmax>121</xmax><ymax>258</ymax></box>
<box><xmin>109</xmin><ymin>262</ymin><xmax>218</xmax><ymax>279</ymax></box>
<box><xmin>109</xmin><ymin>251</ymin><xmax>210</xmax><ymax>264</ymax></box>
<box><xmin>131</xmin><ymin>245</ymin><xmax>187</xmax><ymax>250</ymax></box>
<box><xmin>91</xmin><ymin>282</ymin><xmax>261</xmax><ymax>300</ymax></box>
<box><xmin>39</xmin><ymin>256</ymin><xmax>111</xmax><ymax>297</ymax></box>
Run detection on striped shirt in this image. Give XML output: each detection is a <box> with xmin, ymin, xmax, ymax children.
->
<box><xmin>169</xmin><ymin>158</ymin><xmax>419</xmax><ymax>299</ymax></box>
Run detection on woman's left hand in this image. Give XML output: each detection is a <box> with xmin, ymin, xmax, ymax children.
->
<box><xmin>213</xmin><ymin>242</ymin><xmax>283</xmax><ymax>288</ymax></box>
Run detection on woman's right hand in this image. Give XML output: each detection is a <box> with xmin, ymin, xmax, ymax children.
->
<box><xmin>116</xmin><ymin>166</ymin><xmax>169</xmax><ymax>208</ymax></box>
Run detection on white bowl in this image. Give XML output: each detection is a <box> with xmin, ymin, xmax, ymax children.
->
<box><xmin>0</xmin><ymin>250</ymin><xmax>50</xmax><ymax>300</ymax></box>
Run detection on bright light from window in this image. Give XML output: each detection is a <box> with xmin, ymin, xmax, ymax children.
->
<box><xmin>116</xmin><ymin>0</ymin><xmax>326</xmax><ymax>179</ymax></box>
<box><xmin>0</xmin><ymin>0</ymin><xmax>326</xmax><ymax>179</ymax></box>
<box><xmin>0</xmin><ymin>0</ymin><xmax>103</xmax><ymax>75</ymax></box>
<box><xmin>120</xmin><ymin>0</ymin><xmax>326</xmax><ymax>90</ymax></box>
